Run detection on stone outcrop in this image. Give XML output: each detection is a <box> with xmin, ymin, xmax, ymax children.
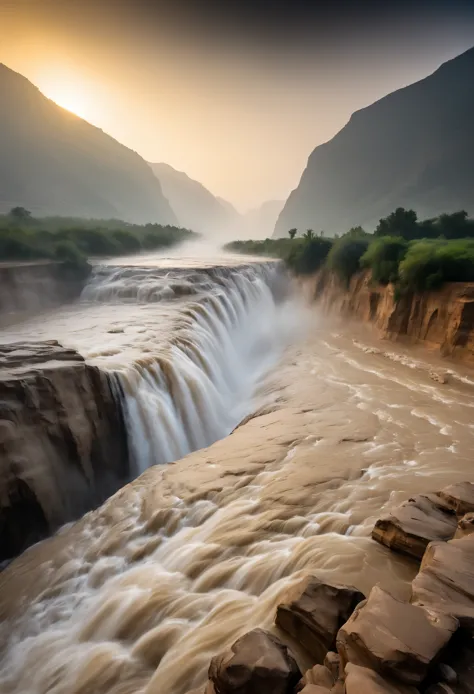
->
<box><xmin>0</xmin><ymin>262</ymin><xmax>89</xmax><ymax>323</ymax></box>
<box><xmin>343</xmin><ymin>664</ymin><xmax>419</xmax><ymax>694</ymax></box>
<box><xmin>313</xmin><ymin>271</ymin><xmax>474</xmax><ymax>365</ymax></box>
<box><xmin>0</xmin><ymin>341</ymin><xmax>129</xmax><ymax>560</ymax></box>
<box><xmin>438</xmin><ymin>483</ymin><xmax>474</xmax><ymax>517</ymax></box>
<box><xmin>296</xmin><ymin>664</ymin><xmax>334</xmax><ymax>691</ymax></box>
<box><xmin>275</xmin><ymin>575</ymin><xmax>365</xmax><ymax>662</ymax></box>
<box><xmin>455</xmin><ymin>513</ymin><xmax>474</xmax><ymax>539</ymax></box>
<box><xmin>337</xmin><ymin>585</ymin><xmax>458</xmax><ymax>685</ymax></box>
<box><xmin>372</xmin><ymin>494</ymin><xmax>458</xmax><ymax>561</ymax></box>
<box><xmin>411</xmin><ymin>535</ymin><xmax>474</xmax><ymax>631</ymax></box>
<box><xmin>207</xmin><ymin>628</ymin><xmax>300</xmax><ymax>694</ymax></box>
<box><xmin>323</xmin><ymin>652</ymin><xmax>341</xmax><ymax>683</ymax></box>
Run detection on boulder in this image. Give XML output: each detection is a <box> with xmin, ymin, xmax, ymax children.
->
<box><xmin>372</xmin><ymin>494</ymin><xmax>457</xmax><ymax>561</ymax></box>
<box><xmin>337</xmin><ymin>585</ymin><xmax>458</xmax><ymax>685</ymax></box>
<box><xmin>438</xmin><ymin>483</ymin><xmax>474</xmax><ymax>517</ymax></box>
<box><xmin>411</xmin><ymin>535</ymin><xmax>474</xmax><ymax>631</ymax></box>
<box><xmin>208</xmin><ymin>628</ymin><xmax>300</xmax><ymax>694</ymax></box>
<box><xmin>455</xmin><ymin>513</ymin><xmax>474</xmax><ymax>539</ymax></box>
<box><xmin>297</xmin><ymin>665</ymin><xmax>334</xmax><ymax>691</ymax></box>
<box><xmin>324</xmin><ymin>652</ymin><xmax>341</xmax><ymax>682</ymax></box>
<box><xmin>344</xmin><ymin>664</ymin><xmax>420</xmax><ymax>694</ymax></box>
<box><xmin>275</xmin><ymin>575</ymin><xmax>365</xmax><ymax>662</ymax></box>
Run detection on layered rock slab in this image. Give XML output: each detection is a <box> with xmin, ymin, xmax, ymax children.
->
<box><xmin>337</xmin><ymin>585</ymin><xmax>458</xmax><ymax>685</ymax></box>
<box><xmin>372</xmin><ymin>494</ymin><xmax>457</xmax><ymax>561</ymax></box>
<box><xmin>438</xmin><ymin>483</ymin><xmax>474</xmax><ymax>517</ymax></box>
<box><xmin>275</xmin><ymin>575</ymin><xmax>365</xmax><ymax>662</ymax></box>
<box><xmin>344</xmin><ymin>663</ymin><xmax>419</xmax><ymax>694</ymax></box>
<box><xmin>0</xmin><ymin>341</ymin><xmax>129</xmax><ymax>560</ymax></box>
<box><xmin>208</xmin><ymin>628</ymin><xmax>300</xmax><ymax>694</ymax></box>
<box><xmin>411</xmin><ymin>535</ymin><xmax>474</xmax><ymax>631</ymax></box>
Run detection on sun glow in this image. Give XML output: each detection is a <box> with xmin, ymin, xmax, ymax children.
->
<box><xmin>38</xmin><ymin>69</ymin><xmax>92</xmax><ymax>120</ymax></box>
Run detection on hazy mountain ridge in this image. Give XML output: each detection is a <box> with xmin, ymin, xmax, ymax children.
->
<box><xmin>0</xmin><ymin>63</ymin><xmax>177</xmax><ymax>224</ymax></box>
<box><xmin>151</xmin><ymin>162</ymin><xmax>283</xmax><ymax>238</ymax></box>
<box><xmin>274</xmin><ymin>46</ymin><xmax>474</xmax><ymax>237</ymax></box>
<box><xmin>149</xmin><ymin>162</ymin><xmax>239</xmax><ymax>235</ymax></box>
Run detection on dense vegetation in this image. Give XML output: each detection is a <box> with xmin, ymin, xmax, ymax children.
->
<box><xmin>0</xmin><ymin>208</ymin><xmax>195</xmax><ymax>271</ymax></box>
<box><xmin>227</xmin><ymin>208</ymin><xmax>474</xmax><ymax>293</ymax></box>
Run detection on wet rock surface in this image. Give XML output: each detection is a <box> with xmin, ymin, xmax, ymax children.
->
<box><xmin>411</xmin><ymin>535</ymin><xmax>474</xmax><ymax>631</ymax></box>
<box><xmin>438</xmin><ymin>483</ymin><xmax>474</xmax><ymax>517</ymax></box>
<box><xmin>343</xmin><ymin>663</ymin><xmax>420</xmax><ymax>694</ymax></box>
<box><xmin>208</xmin><ymin>628</ymin><xmax>301</xmax><ymax>694</ymax></box>
<box><xmin>296</xmin><ymin>664</ymin><xmax>334</xmax><ymax>691</ymax></box>
<box><xmin>275</xmin><ymin>576</ymin><xmax>365</xmax><ymax>662</ymax></box>
<box><xmin>455</xmin><ymin>513</ymin><xmax>474</xmax><ymax>539</ymax></box>
<box><xmin>337</xmin><ymin>585</ymin><xmax>458</xmax><ymax>685</ymax></box>
<box><xmin>0</xmin><ymin>341</ymin><xmax>129</xmax><ymax>560</ymax></box>
<box><xmin>372</xmin><ymin>494</ymin><xmax>458</xmax><ymax>561</ymax></box>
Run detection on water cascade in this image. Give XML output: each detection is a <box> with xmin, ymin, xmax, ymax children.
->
<box><xmin>82</xmin><ymin>262</ymin><xmax>302</xmax><ymax>474</ymax></box>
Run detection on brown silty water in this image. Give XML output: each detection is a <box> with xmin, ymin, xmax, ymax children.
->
<box><xmin>0</xmin><ymin>251</ymin><xmax>474</xmax><ymax>694</ymax></box>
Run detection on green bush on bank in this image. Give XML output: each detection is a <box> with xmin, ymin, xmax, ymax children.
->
<box><xmin>227</xmin><ymin>206</ymin><xmax>474</xmax><ymax>294</ymax></box>
<box><xmin>0</xmin><ymin>211</ymin><xmax>196</xmax><ymax>269</ymax></box>
<box><xmin>360</xmin><ymin>236</ymin><xmax>408</xmax><ymax>285</ymax></box>
<box><xmin>326</xmin><ymin>236</ymin><xmax>370</xmax><ymax>287</ymax></box>
<box><xmin>398</xmin><ymin>239</ymin><xmax>474</xmax><ymax>291</ymax></box>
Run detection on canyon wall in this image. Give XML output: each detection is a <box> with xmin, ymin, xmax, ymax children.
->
<box><xmin>314</xmin><ymin>271</ymin><xmax>474</xmax><ymax>364</ymax></box>
<box><xmin>0</xmin><ymin>341</ymin><xmax>129</xmax><ymax>561</ymax></box>
<box><xmin>0</xmin><ymin>261</ymin><xmax>88</xmax><ymax>324</ymax></box>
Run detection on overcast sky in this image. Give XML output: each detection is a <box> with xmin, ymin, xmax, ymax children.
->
<box><xmin>1</xmin><ymin>0</ymin><xmax>474</xmax><ymax>210</ymax></box>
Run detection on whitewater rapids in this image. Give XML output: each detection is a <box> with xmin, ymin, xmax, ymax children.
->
<box><xmin>1</xmin><ymin>254</ymin><xmax>474</xmax><ymax>694</ymax></box>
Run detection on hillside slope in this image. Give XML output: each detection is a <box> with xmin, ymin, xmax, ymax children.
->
<box><xmin>150</xmin><ymin>162</ymin><xmax>239</xmax><ymax>235</ymax></box>
<box><xmin>0</xmin><ymin>64</ymin><xmax>176</xmax><ymax>224</ymax></box>
<box><xmin>275</xmin><ymin>47</ymin><xmax>474</xmax><ymax>237</ymax></box>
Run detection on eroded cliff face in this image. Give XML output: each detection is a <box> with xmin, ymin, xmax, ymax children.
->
<box><xmin>0</xmin><ymin>341</ymin><xmax>129</xmax><ymax>561</ymax></box>
<box><xmin>0</xmin><ymin>262</ymin><xmax>89</xmax><ymax>325</ymax></box>
<box><xmin>314</xmin><ymin>271</ymin><xmax>474</xmax><ymax>364</ymax></box>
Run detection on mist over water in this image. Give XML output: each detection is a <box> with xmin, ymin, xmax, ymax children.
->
<box><xmin>82</xmin><ymin>258</ymin><xmax>306</xmax><ymax>474</ymax></box>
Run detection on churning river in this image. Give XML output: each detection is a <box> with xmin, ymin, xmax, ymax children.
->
<box><xmin>1</xmin><ymin>249</ymin><xmax>474</xmax><ymax>694</ymax></box>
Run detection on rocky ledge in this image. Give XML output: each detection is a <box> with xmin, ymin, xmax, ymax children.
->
<box><xmin>188</xmin><ymin>482</ymin><xmax>474</xmax><ymax>694</ymax></box>
<box><xmin>0</xmin><ymin>341</ymin><xmax>129</xmax><ymax>561</ymax></box>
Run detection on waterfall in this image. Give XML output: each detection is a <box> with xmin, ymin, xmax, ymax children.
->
<box><xmin>81</xmin><ymin>261</ymin><xmax>301</xmax><ymax>474</ymax></box>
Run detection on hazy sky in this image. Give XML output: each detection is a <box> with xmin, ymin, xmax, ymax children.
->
<box><xmin>1</xmin><ymin>0</ymin><xmax>474</xmax><ymax>210</ymax></box>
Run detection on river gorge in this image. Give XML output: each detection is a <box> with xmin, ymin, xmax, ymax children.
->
<box><xmin>0</xmin><ymin>250</ymin><xmax>474</xmax><ymax>694</ymax></box>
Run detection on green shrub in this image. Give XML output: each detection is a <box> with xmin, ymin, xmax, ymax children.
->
<box><xmin>360</xmin><ymin>236</ymin><xmax>408</xmax><ymax>284</ymax></box>
<box><xmin>112</xmin><ymin>229</ymin><xmax>142</xmax><ymax>253</ymax></box>
<box><xmin>326</xmin><ymin>236</ymin><xmax>370</xmax><ymax>286</ymax></box>
<box><xmin>399</xmin><ymin>239</ymin><xmax>474</xmax><ymax>291</ymax></box>
<box><xmin>286</xmin><ymin>237</ymin><xmax>332</xmax><ymax>274</ymax></box>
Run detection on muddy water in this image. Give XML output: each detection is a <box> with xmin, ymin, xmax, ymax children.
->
<box><xmin>1</xmin><ymin>259</ymin><xmax>474</xmax><ymax>694</ymax></box>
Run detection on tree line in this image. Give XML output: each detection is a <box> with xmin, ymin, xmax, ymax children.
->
<box><xmin>0</xmin><ymin>207</ymin><xmax>195</xmax><ymax>272</ymax></box>
<box><xmin>225</xmin><ymin>207</ymin><xmax>474</xmax><ymax>293</ymax></box>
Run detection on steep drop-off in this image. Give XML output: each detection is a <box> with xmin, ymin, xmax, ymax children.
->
<box><xmin>0</xmin><ymin>261</ymin><xmax>88</xmax><ymax>324</ymax></box>
<box><xmin>0</xmin><ymin>341</ymin><xmax>128</xmax><ymax>561</ymax></box>
<box><xmin>275</xmin><ymin>46</ymin><xmax>474</xmax><ymax>236</ymax></box>
<box><xmin>0</xmin><ymin>64</ymin><xmax>176</xmax><ymax>224</ymax></box>
<box><xmin>314</xmin><ymin>271</ymin><xmax>474</xmax><ymax>364</ymax></box>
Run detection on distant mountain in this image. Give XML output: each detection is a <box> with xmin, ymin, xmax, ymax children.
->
<box><xmin>275</xmin><ymin>47</ymin><xmax>474</xmax><ymax>237</ymax></box>
<box><xmin>243</xmin><ymin>200</ymin><xmax>285</xmax><ymax>239</ymax></box>
<box><xmin>150</xmin><ymin>163</ymin><xmax>240</xmax><ymax>235</ymax></box>
<box><xmin>0</xmin><ymin>64</ymin><xmax>176</xmax><ymax>224</ymax></box>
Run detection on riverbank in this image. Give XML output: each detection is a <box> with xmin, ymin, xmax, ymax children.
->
<box><xmin>312</xmin><ymin>270</ymin><xmax>474</xmax><ymax>365</ymax></box>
